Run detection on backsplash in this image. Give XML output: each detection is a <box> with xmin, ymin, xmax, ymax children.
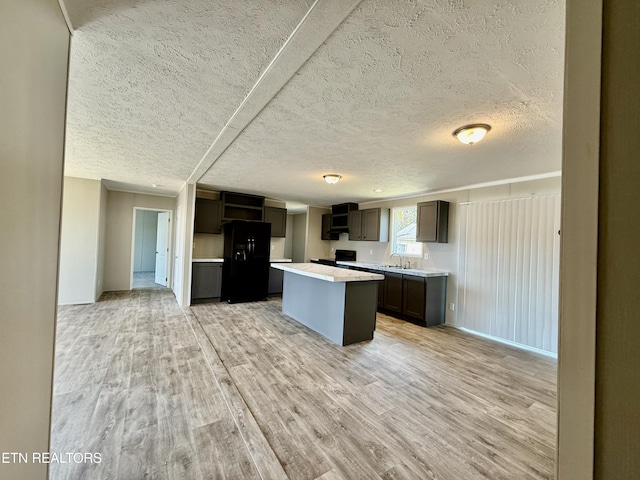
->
<box><xmin>329</xmin><ymin>235</ymin><xmax>437</xmax><ymax>270</ymax></box>
<box><xmin>192</xmin><ymin>233</ymin><xmax>286</xmax><ymax>259</ymax></box>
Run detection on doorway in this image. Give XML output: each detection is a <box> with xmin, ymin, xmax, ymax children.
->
<box><xmin>131</xmin><ymin>207</ymin><xmax>172</xmax><ymax>289</ymax></box>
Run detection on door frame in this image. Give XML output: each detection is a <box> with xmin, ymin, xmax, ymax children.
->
<box><xmin>130</xmin><ymin>207</ymin><xmax>173</xmax><ymax>290</ymax></box>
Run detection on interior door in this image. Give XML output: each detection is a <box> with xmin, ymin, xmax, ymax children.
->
<box><xmin>155</xmin><ymin>212</ymin><xmax>169</xmax><ymax>286</ymax></box>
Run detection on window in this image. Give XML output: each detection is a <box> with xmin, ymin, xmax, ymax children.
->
<box><xmin>391</xmin><ymin>206</ymin><xmax>422</xmax><ymax>256</ymax></box>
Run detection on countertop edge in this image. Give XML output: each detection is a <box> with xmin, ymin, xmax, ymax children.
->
<box><xmin>271</xmin><ymin>263</ymin><xmax>384</xmax><ymax>283</ymax></box>
<box><xmin>193</xmin><ymin>258</ymin><xmax>293</xmax><ymax>263</ymax></box>
<box><xmin>336</xmin><ymin>261</ymin><xmax>449</xmax><ymax>277</ymax></box>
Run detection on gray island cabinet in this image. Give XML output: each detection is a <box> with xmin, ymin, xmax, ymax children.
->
<box><xmin>270</xmin><ymin>263</ymin><xmax>384</xmax><ymax>346</ymax></box>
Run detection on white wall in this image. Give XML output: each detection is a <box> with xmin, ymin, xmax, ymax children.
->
<box><xmin>305</xmin><ymin>206</ymin><xmax>331</xmax><ymax>261</ymax></box>
<box><xmin>58</xmin><ymin>177</ymin><xmax>102</xmax><ymax>305</ymax></box>
<box><xmin>292</xmin><ymin>213</ymin><xmax>307</xmax><ymax>262</ymax></box>
<box><xmin>174</xmin><ymin>182</ymin><xmax>196</xmax><ymax>306</ymax></box>
<box><xmin>0</xmin><ymin>1</ymin><xmax>69</xmax><ymax>478</ymax></box>
<box><xmin>458</xmin><ymin>195</ymin><xmax>561</xmax><ymax>354</ymax></box>
<box><xmin>104</xmin><ymin>191</ymin><xmax>175</xmax><ymax>291</ymax></box>
<box><xmin>133</xmin><ymin>209</ymin><xmax>159</xmax><ymax>272</ymax></box>
<box><xmin>284</xmin><ymin>214</ymin><xmax>294</xmax><ymax>259</ymax></box>
<box><xmin>95</xmin><ymin>181</ymin><xmax>108</xmax><ymax>299</ymax></box>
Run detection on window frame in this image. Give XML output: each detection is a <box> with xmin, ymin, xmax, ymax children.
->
<box><xmin>390</xmin><ymin>206</ymin><xmax>423</xmax><ymax>257</ymax></box>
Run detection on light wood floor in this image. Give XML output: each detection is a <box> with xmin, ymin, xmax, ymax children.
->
<box><xmin>51</xmin><ymin>289</ymin><xmax>556</xmax><ymax>479</ymax></box>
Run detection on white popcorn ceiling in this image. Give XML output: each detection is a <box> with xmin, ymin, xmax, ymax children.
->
<box><xmin>63</xmin><ymin>0</ymin><xmax>565</xmax><ymax>205</ymax></box>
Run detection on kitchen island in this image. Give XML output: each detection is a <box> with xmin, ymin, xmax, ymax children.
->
<box><xmin>270</xmin><ymin>263</ymin><xmax>384</xmax><ymax>346</ymax></box>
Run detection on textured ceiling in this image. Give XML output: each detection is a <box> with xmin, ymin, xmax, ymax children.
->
<box><xmin>63</xmin><ymin>0</ymin><xmax>565</xmax><ymax>205</ymax></box>
<box><xmin>63</xmin><ymin>0</ymin><xmax>313</xmax><ymax>194</ymax></box>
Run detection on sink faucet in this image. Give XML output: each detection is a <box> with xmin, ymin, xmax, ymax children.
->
<box><xmin>390</xmin><ymin>253</ymin><xmax>403</xmax><ymax>268</ymax></box>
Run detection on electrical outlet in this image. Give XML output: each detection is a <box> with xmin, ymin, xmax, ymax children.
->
<box><xmin>271</xmin><ymin>244</ymin><xmax>275</xmax><ymax>250</ymax></box>
<box><xmin>331</xmin><ymin>247</ymin><xmax>335</xmax><ymax>252</ymax></box>
<box><xmin>423</xmin><ymin>252</ymin><xmax>429</xmax><ymax>260</ymax></box>
<box><xmin>369</xmin><ymin>249</ymin><xmax>373</xmax><ymax>255</ymax></box>
<box><xmin>449</xmin><ymin>303</ymin><xmax>455</xmax><ymax>311</ymax></box>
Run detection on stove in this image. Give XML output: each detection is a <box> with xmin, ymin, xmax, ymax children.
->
<box><xmin>312</xmin><ymin>249</ymin><xmax>356</xmax><ymax>266</ymax></box>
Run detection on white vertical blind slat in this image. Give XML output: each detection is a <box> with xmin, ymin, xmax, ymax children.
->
<box><xmin>457</xmin><ymin>195</ymin><xmax>560</xmax><ymax>354</ymax></box>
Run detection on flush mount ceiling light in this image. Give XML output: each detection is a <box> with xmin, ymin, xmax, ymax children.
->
<box><xmin>323</xmin><ymin>174</ymin><xmax>342</xmax><ymax>184</ymax></box>
<box><xmin>373</xmin><ymin>189</ymin><xmax>383</xmax><ymax>193</ymax></box>
<box><xmin>452</xmin><ymin>123</ymin><xmax>491</xmax><ymax>145</ymax></box>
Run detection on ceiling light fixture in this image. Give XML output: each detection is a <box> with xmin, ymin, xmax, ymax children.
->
<box><xmin>323</xmin><ymin>174</ymin><xmax>342</xmax><ymax>184</ymax></box>
<box><xmin>452</xmin><ymin>123</ymin><xmax>491</xmax><ymax>145</ymax></box>
<box><xmin>374</xmin><ymin>189</ymin><xmax>383</xmax><ymax>193</ymax></box>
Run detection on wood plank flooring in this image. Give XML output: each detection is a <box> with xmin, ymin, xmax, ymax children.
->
<box><xmin>51</xmin><ymin>289</ymin><xmax>556</xmax><ymax>480</ymax></box>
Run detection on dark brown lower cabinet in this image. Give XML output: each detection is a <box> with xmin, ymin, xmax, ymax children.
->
<box><xmin>383</xmin><ymin>272</ymin><xmax>403</xmax><ymax>313</ymax></box>
<box><xmin>424</xmin><ymin>275</ymin><xmax>447</xmax><ymax>327</ymax></box>
<box><xmin>402</xmin><ymin>275</ymin><xmax>426</xmax><ymax>320</ymax></box>
<box><xmin>357</xmin><ymin>267</ymin><xmax>446</xmax><ymax>326</ymax></box>
<box><xmin>191</xmin><ymin>263</ymin><xmax>222</xmax><ymax>303</ymax></box>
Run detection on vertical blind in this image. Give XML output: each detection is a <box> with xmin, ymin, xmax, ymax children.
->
<box><xmin>458</xmin><ymin>195</ymin><xmax>561</xmax><ymax>354</ymax></box>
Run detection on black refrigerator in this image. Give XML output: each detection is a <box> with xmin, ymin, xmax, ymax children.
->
<box><xmin>221</xmin><ymin>220</ymin><xmax>271</xmax><ymax>303</ymax></box>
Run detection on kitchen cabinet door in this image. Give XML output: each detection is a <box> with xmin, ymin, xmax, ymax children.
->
<box><xmin>402</xmin><ymin>275</ymin><xmax>426</xmax><ymax>320</ymax></box>
<box><xmin>348</xmin><ymin>208</ymin><xmax>389</xmax><ymax>242</ymax></box>
<box><xmin>362</xmin><ymin>208</ymin><xmax>389</xmax><ymax>242</ymax></box>
<box><xmin>265</xmin><ymin>206</ymin><xmax>287</xmax><ymax>237</ymax></box>
<box><xmin>191</xmin><ymin>263</ymin><xmax>222</xmax><ymax>301</ymax></box>
<box><xmin>362</xmin><ymin>209</ymin><xmax>379</xmax><ymax>241</ymax></box>
<box><xmin>194</xmin><ymin>198</ymin><xmax>222</xmax><ymax>234</ymax></box>
<box><xmin>383</xmin><ymin>272</ymin><xmax>403</xmax><ymax>313</ymax></box>
<box><xmin>348</xmin><ymin>210</ymin><xmax>363</xmax><ymax>240</ymax></box>
<box><xmin>416</xmin><ymin>200</ymin><xmax>449</xmax><ymax>243</ymax></box>
<box><xmin>321</xmin><ymin>214</ymin><xmax>338</xmax><ymax>240</ymax></box>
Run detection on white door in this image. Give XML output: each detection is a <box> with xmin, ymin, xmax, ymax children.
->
<box><xmin>155</xmin><ymin>212</ymin><xmax>170</xmax><ymax>286</ymax></box>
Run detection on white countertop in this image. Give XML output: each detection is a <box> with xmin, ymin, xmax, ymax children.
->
<box><xmin>193</xmin><ymin>258</ymin><xmax>292</xmax><ymax>263</ymax></box>
<box><xmin>271</xmin><ymin>263</ymin><xmax>384</xmax><ymax>283</ymax></box>
<box><xmin>336</xmin><ymin>261</ymin><xmax>449</xmax><ymax>278</ymax></box>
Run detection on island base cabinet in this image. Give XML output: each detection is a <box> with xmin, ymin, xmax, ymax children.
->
<box><xmin>281</xmin><ymin>272</ymin><xmax>377</xmax><ymax>346</ymax></box>
<box><xmin>377</xmin><ymin>278</ymin><xmax>385</xmax><ymax>309</ymax></box>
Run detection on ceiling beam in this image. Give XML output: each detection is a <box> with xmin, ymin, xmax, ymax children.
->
<box><xmin>57</xmin><ymin>0</ymin><xmax>74</xmax><ymax>35</ymax></box>
<box><xmin>186</xmin><ymin>0</ymin><xmax>364</xmax><ymax>185</ymax></box>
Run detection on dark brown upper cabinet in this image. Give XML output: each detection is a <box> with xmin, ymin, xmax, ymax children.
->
<box><xmin>330</xmin><ymin>203</ymin><xmax>358</xmax><ymax>232</ymax></box>
<box><xmin>348</xmin><ymin>208</ymin><xmax>389</xmax><ymax>241</ymax></box>
<box><xmin>264</xmin><ymin>206</ymin><xmax>287</xmax><ymax>238</ymax></box>
<box><xmin>321</xmin><ymin>213</ymin><xmax>339</xmax><ymax>240</ymax></box>
<box><xmin>416</xmin><ymin>200</ymin><xmax>449</xmax><ymax>243</ymax></box>
<box><xmin>221</xmin><ymin>191</ymin><xmax>264</xmax><ymax>222</ymax></box>
<box><xmin>194</xmin><ymin>198</ymin><xmax>223</xmax><ymax>234</ymax></box>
